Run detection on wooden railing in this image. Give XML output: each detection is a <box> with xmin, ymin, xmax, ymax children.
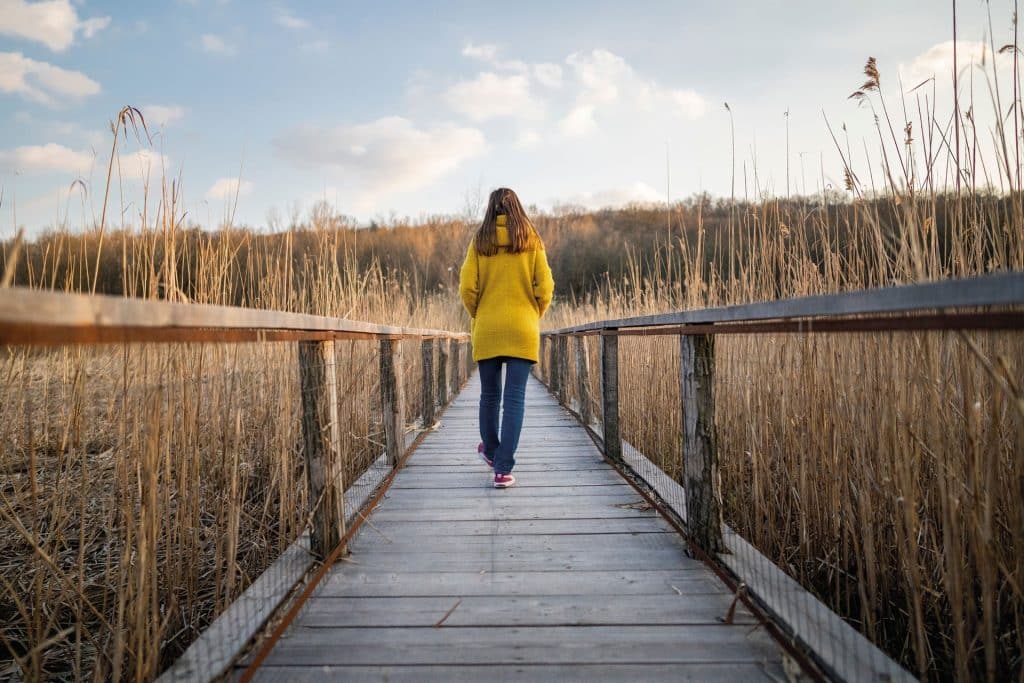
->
<box><xmin>0</xmin><ymin>287</ymin><xmax>472</xmax><ymax>681</ymax></box>
<box><xmin>537</xmin><ymin>271</ymin><xmax>1024</xmax><ymax>682</ymax></box>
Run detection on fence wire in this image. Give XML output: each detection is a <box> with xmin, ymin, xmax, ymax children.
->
<box><xmin>538</xmin><ymin>327</ymin><xmax>1023</xmax><ymax>682</ymax></box>
<box><xmin>0</xmin><ymin>336</ymin><xmax>472</xmax><ymax>682</ymax></box>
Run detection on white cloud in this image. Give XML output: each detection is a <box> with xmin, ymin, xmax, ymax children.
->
<box><xmin>207</xmin><ymin>177</ymin><xmax>253</xmax><ymax>200</ymax></box>
<box><xmin>0</xmin><ymin>51</ymin><xmax>101</xmax><ymax>105</ymax></box>
<box><xmin>567</xmin><ymin>49</ymin><xmax>631</xmax><ymax>103</ymax></box>
<box><xmin>515</xmin><ymin>129</ymin><xmax>542</xmax><ymax>148</ymax></box>
<box><xmin>899</xmin><ymin>40</ymin><xmax>1009</xmax><ymax>87</ymax></box>
<box><xmin>555</xmin><ymin>182</ymin><xmax>664</xmax><ymax>210</ymax></box>
<box><xmin>275</xmin><ymin>10</ymin><xmax>309</xmax><ymax>30</ymax></box>
<box><xmin>444</xmin><ymin>72</ymin><xmax>544</xmax><ymax>122</ymax></box>
<box><xmin>274</xmin><ymin>116</ymin><xmax>485</xmax><ymax>202</ymax></box>
<box><xmin>462</xmin><ymin>42</ymin><xmax>498</xmax><ymax>62</ymax></box>
<box><xmin>533</xmin><ymin>63</ymin><xmax>563</xmax><ymax>89</ymax></box>
<box><xmin>0</xmin><ymin>0</ymin><xmax>110</xmax><ymax>51</ymax></box>
<box><xmin>561</xmin><ymin>48</ymin><xmax>707</xmax><ymax>136</ymax></box>
<box><xmin>461</xmin><ymin>42</ymin><xmax>528</xmax><ymax>73</ymax></box>
<box><xmin>201</xmin><ymin>33</ymin><xmax>236</xmax><ymax>55</ymax></box>
<box><xmin>559</xmin><ymin>104</ymin><xmax>597</xmax><ymax>137</ymax></box>
<box><xmin>143</xmin><ymin>104</ymin><xmax>186</xmax><ymax>127</ymax></box>
<box><xmin>112</xmin><ymin>149</ymin><xmax>169</xmax><ymax>181</ymax></box>
<box><xmin>0</xmin><ymin>142</ymin><xmax>92</xmax><ymax>174</ymax></box>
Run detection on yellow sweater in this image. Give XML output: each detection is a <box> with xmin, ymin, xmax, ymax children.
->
<box><xmin>459</xmin><ymin>216</ymin><xmax>555</xmax><ymax>362</ymax></box>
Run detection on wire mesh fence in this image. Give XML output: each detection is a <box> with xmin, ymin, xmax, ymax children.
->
<box><xmin>0</xmin><ymin>334</ymin><xmax>473</xmax><ymax>682</ymax></box>
<box><xmin>537</xmin><ymin>322</ymin><xmax>1023</xmax><ymax>681</ymax></box>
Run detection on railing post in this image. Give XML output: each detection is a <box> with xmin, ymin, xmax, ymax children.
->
<box><xmin>557</xmin><ymin>335</ymin><xmax>569</xmax><ymax>406</ymax></box>
<box><xmin>437</xmin><ymin>338</ymin><xmax>449</xmax><ymax>406</ymax></box>
<box><xmin>450</xmin><ymin>340</ymin><xmax>460</xmax><ymax>394</ymax></box>
<box><xmin>420</xmin><ymin>338</ymin><xmax>436</xmax><ymax>428</ymax></box>
<box><xmin>550</xmin><ymin>335</ymin><xmax>561</xmax><ymax>395</ymax></box>
<box><xmin>464</xmin><ymin>341</ymin><xmax>473</xmax><ymax>378</ymax></box>
<box><xmin>538</xmin><ymin>336</ymin><xmax>548</xmax><ymax>381</ymax></box>
<box><xmin>298</xmin><ymin>340</ymin><xmax>345</xmax><ymax>558</ymax></box>
<box><xmin>601</xmin><ymin>330</ymin><xmax>621</xmax><ymax>461</ymax></box>
<box><xmin>575</xmin><ymin>335</ymin><xmax>592</xmax><ymax>426</ymax></box>
<box><xmin>379</xmin><ymin>338</ymin><xmax>406</xmax><ymax>467</ymax></box>
<box><xmin>680</xmin><ymin>333</ymin><xmax>723</xmax><ymax>552</ymax></box>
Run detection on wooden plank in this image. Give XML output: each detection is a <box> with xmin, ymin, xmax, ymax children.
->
<box><xmin>386</xmin><ymin>470</ymin><xmax>624</xmax><ymax>488</ymax></box>
<box><xmin>421</xmin><ymin>338</ymin><xmax>436</xmax><ymax>427</ymax></box>
<box><xmin>436</xmin><ymin>337</ymin><xmax>449</xmax><ymax>406</ymax></box>
<box><xmin>247</xmin><ymin>663</ymin><xmax>783</xmax><ymax>682</ymax></box>
<box><xmin>680</xmin><ymin>334</ymin><xmax>723</xmax><ymax>552</ymax></box>
<box><xmin>298</xmin><ymin>340</ymin><xmax>345</xmax><ymax>557</ymax></box>
<box><xmin>575</xmin><ymin>334</ymin><xmax>592</xmax><ymax>425</ymax></box>
<box><xmin>314</xmin><ymin>569</ymin><xmax>725</xmax><ymax>597</ymax></box>
<box><xmin>600</xmin><ymin>332</ymin><xmax>620</xmax><ymax>461</ymax></box>
<box><xmin>379</xmin><ymin>338</ymin><xmax>405</xmax><ymax>467</ymax></box>
<box><xmin>378</xmin><ymin>485</ymin><xmax>636</xmax><ymax>500</ymax></box>
<box><xmin>255</xmin><ymin>625</ymin><xmax>782</xmax><ymax>666</ymax></box>
<box><xmin>293</xmin><ymin>594</ymin><xmax>757</xmax><ymax>627</ymax></box>
<box><xmin>0</xmin><ymin>286</ymin><xmax>468</xmax><ymax>342</ymax></box>
<box><xmin>341</xmin><ymin>517</ymin><xmax>671</xmax><ymax>537</ymax></box>
<box><xmin>246</xmin><ymin>374</ymin><xmax>788</xmax><ymax>680</ymax></box>
<box><xmin>334</xmin><ymin>549</ymin><xmax>693</xmax><ymax>572</ymax></box>
<box><xmin>369</xmin><ymin>505</ymin><xmax>657</xmax><ymax>522</ymax></box>
<box><xmin>546</xmin><ymin>270</ymin><xmax>1024</xmax><ymax>333</ymax></box>
<box><xmin>347</xmin><ymin>531</ymin><xmax>689</xmax><ymax>554</ymax></box>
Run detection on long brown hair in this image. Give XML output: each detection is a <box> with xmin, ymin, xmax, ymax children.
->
<box><xmin>474</xmin><ymin>187</ymin><xmax>540</xmax><ymax>256</ymax></box>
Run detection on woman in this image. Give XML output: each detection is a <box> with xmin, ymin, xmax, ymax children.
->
<box><xmin>459</xmin><ymin>188</ymin><xmax>554</xmax><ymax>488</ymax></box>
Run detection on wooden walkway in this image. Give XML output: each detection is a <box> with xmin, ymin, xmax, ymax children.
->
<box><xmin>242</xmin><ymin>373</ymin><xmax>787</xmax><ymax>681</ymax></box>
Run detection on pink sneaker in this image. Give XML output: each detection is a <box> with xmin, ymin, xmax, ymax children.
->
<box><xmin>477</xmin><ymin>442</ymin><xmax>493</xmax><ymax>468</ymax></box>
<box><xmin>493</xmin><ymin>473</ymin><xmax>516</xmax><ymax>489</ymax></box>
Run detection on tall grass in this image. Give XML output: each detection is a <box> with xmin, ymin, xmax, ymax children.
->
<box><xmin>0</xmin><ymin>113</ymin><xmax>464</xmax><ymax>680</ymax></box>
<box><xmin>542</xmin><ymin>50</ymin><xmax>1024</xmax><ymax>681</ymax></box>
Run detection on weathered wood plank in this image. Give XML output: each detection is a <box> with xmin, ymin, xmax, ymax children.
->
<box><xmin>379</xmin><ymin>338</ymin><xmax>405</xmax><ymax>467</ymax></box>
<box><xmin>334</xmin><ymin>549</ymin><xmax>693</xmax><ymax>572</ymax></box>
<box><xmin>380</xmin><ymin>484</ymin><xmax>636</xmax><ymax>499</ymax></box>
<box><xmin>369</xmin><ymin>505</ymin><xmax>656</xmax><ymax>522</ymax></box>
<box><xmin>256</xmin><ymin>625</ymin><xmax>782</xmax><ymax>666</ymax></box>
<box><xmin>315</xmin><ymin>568</ymin><xmax>725</xmax><ymax>597</ymax></box>
<box><xmin>347</xmin><ymin>531</ymin><xmax>688</xmax><ymax>554</ymax></box>
<box><xmin>249</xmin><ymin>373</ymin><xmax>787</xmax><ymax>679</ymax></box>
<box><xmin>0</xmin><ymin>286</ymin><xmax>469</xmax><ymax>342</ymax></box>
<box><xmin>294</xmin><ymin>594</ymin><xmax>757</xmax><ymax>628</ymax></box>
<box><xmin>387</xmin><ymin>470</ymin><xmax>623</xmax><ymax>488</ymax></box>
<box><xmin>600</xmin><ymin>332</ymin><xmax>621</xmax><ymax>460</ymax></box>
<box><xmin>546</xmin><ymin>270</ymin><xmax>1024</xmax><ymax>333</ymax></box>
<box><xmin>247</xmin><ymin>663</ymin><xmax>783</xmax><ymax>682</ymax></box>
<box><xmin>338</xmin><ymin>517</ymin><xmax>671</xmax><ymax>537</ymax></box>
<box><xmin>420</xmin><ymin>338</ymin><xmax>436</xmax><ymax>427</ymax></box>
<box><xmin>680</xmin><ymin>333</ymin><xmax>723</xmax><ymax>552</ymax></box>
<box><xmin>298</xmin><ymin>340</ymin><xmax>345</xmax><ymax>557</ymax></box>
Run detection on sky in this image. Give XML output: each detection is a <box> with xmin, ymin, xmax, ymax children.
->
<box><xmin>0</xmin><ymin>0</ymin><xmax>1015</xmax><ymax>235</ymax></box>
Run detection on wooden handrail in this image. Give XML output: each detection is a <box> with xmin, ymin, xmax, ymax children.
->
<box><xmin>0</xmin><ymin>286</ymin><xmax>469</xmax><ymax>345</ymax></box>
<box><xmin>544</xmin><ymin>270</ymin><xmax>1024</xmax><ymax>334</ymax></box>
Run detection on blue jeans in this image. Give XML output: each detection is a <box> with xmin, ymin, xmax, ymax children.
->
<box><xmin>478</xmin><ymin>356</ymin><xmax>533</xmax><ymax>475</ymax></box>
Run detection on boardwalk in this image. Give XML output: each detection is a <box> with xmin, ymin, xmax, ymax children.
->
<box><xmin>242</xmin><ymin>373</ymin><xmax>787</xmax><ymax>681</ymax></box>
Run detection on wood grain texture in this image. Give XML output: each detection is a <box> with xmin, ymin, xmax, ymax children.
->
<box><xmin>545</xmin><ymin>270</ymin><xmax>1024</xmax><ymax>333</ymax></box>
<box><xmin>0</xmin><ymin>286</ymin><xmax>469</xmax><ymax>344</ymax></box>
<box><xmin>242</xmin><ymin>372</ymin><xmax>787</xmax><ymax>679</ymax></box>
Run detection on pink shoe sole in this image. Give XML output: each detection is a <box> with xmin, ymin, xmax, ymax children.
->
<box><xmin>477</xmin><ymin>442</ymin><xmax>493</xmax><ymax>468</ymax></box>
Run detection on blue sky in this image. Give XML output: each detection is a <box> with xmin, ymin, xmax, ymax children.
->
<box><xmin>0</xmin><ymin>0</ymin><xmax>1011</xmax><ymax>235</ymax></box>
